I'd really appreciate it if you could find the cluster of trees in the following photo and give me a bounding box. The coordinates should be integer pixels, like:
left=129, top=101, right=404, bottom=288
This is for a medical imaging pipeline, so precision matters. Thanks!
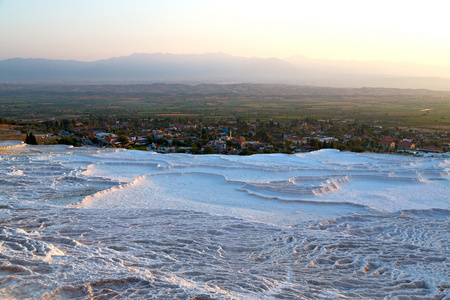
left=57, top=135, right=82, bottom=147
left=0, top=117, right=18, bottom=125
left=25, top=133, right=37, bottom=145
left=306, top=138, right=368, bottom=152
left=20, top=119, right=84, bottom=135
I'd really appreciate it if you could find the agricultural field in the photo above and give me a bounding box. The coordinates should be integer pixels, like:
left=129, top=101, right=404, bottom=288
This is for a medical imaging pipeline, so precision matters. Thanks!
left=1, top=83, right=450, bottom=131
left=0, top=124, right=23, bottom=140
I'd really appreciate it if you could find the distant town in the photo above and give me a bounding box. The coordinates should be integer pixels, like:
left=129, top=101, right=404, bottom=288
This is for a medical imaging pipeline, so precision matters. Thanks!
left=1, top=116, right=448, bottom=155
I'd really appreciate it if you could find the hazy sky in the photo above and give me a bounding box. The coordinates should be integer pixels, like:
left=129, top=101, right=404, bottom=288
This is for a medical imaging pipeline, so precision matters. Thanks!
left=1, top=0, right=449, bottom=65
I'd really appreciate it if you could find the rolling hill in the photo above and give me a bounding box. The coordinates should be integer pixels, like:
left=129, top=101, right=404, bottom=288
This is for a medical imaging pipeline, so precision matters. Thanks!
left=1, top=53, right=450, bottom=90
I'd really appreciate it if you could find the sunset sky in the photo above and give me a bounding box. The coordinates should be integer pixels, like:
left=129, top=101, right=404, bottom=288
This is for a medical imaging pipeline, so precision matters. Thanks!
left=1, top=0, right=449, bottom=66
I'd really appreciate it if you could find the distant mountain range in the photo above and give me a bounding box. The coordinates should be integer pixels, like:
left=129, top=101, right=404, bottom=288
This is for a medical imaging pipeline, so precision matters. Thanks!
left=1, top=53, right=450, bottom=91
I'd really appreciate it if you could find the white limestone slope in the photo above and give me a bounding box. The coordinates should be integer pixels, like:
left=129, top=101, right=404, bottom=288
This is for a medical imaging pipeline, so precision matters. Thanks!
left=0, top=144, right=449, bottom=299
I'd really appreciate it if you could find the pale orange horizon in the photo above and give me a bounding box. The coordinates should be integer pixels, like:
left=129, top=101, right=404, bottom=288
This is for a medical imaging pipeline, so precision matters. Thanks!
left=1, top=0, right=449, bottom=69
